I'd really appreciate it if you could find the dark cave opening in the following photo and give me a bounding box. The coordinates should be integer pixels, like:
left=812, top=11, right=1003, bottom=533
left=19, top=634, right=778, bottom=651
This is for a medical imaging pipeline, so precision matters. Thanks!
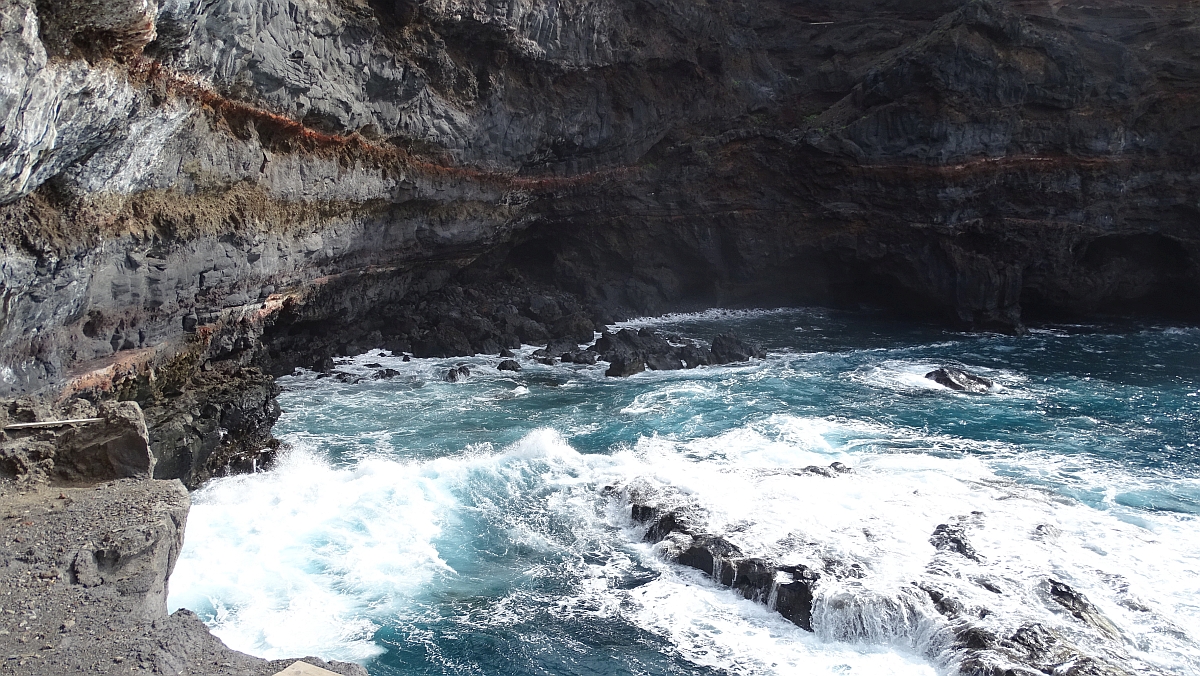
left=1022, top=233, right=1200, bottom=322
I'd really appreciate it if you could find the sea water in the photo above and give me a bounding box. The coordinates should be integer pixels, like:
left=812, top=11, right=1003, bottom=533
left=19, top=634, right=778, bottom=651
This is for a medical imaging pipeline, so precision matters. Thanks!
left=168, top=309, right=1200, bottom=675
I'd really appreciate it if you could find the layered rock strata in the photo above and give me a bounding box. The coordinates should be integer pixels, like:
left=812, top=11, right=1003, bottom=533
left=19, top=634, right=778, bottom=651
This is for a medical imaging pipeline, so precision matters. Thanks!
left=4, top=0, right=1200, bottom=426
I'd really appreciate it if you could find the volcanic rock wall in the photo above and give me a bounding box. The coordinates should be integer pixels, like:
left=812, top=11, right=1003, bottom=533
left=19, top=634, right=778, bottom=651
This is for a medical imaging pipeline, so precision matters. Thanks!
left=1, top=0, right=1199, bottom=482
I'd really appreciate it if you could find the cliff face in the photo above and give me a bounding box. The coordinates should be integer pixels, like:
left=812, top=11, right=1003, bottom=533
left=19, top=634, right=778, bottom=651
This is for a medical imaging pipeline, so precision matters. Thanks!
left=1, top=0, right=1199, bottom=479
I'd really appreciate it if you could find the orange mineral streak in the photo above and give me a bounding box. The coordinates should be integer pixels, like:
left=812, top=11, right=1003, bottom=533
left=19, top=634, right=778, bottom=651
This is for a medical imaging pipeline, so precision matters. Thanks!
left=54, top=294, right=299, bottom=402
left=127, top=59, right=639, bottom=191
left=58, top=346, right=163, bottom=401
left=852, top=153, right=1133, bottom=180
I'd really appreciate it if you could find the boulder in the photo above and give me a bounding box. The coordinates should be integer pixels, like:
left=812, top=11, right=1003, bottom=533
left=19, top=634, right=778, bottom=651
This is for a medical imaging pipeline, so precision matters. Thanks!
left=677, top=535, right=743, bottom=577
left=563, top=350, right=598, bottom=365
left=497, top=359, right=521, bottom=372
left=925, top=367, right=993, bottom=393
left=444, top=365, right=471, bottom=382
left=634, top=507, right=693, bottom=543
left=545, top=338, right=580, bottom=357
left=774, top=565, right=821, bottom=631
left=801, top=462, right=853, bottom=477
left=416, top=325, right=473, bottom=358
left=958, top=622, right=1132, bottom=676
left=527, top=295, right=562, bottom=322
left=679, top=343, right=713, bottom=368
left=551, top=313, right=597, bottom=344
left=593, top=328, right=763, bottom=376
left=728, top=557, right=776, bottom=601
left=605, top=354, right=646, bottom=377
left=709, top=332, right=766, bottom=364
left=595, top=329, right=684, bottom=376
left=629, top=498, right=826, bottom=633
left=645, top=352, right=685, bottom=371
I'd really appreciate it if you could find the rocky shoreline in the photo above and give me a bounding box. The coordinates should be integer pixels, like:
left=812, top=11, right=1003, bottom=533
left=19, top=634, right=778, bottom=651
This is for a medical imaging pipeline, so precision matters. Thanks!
left=2, top=0, right=1200, bottom=672
left=0, top=404, right=366, bottom=675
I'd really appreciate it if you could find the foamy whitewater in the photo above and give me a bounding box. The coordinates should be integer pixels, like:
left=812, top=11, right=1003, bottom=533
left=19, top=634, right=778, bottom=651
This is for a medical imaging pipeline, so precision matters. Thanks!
left=169, top=309, right=1200, bottom=675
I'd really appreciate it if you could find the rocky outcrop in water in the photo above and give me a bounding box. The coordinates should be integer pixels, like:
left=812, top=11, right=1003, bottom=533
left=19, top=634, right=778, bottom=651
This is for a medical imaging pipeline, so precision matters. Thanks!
left=622, top=482, right=1157, bottom=676
left=629, top=467, right=854, bottom=634
left=931, top=522, right=983, bottom=561
left=588, top=328, right=764, bottom=377
left=927, top=367, right=994, bottom=393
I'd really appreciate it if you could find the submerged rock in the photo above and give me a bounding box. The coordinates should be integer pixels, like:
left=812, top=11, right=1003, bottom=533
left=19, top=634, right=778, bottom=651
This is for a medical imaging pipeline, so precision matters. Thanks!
left=925, top=367, right=993, bottom=393
left=930, top=523, right=981, bottom=561
left=801, top=462, right=853, bottom=477
left=958, top=622, right=1133, bottom=676
left=444, top=365, right=471, bottom=382
left=1047, top=579, right=1120, bottom=638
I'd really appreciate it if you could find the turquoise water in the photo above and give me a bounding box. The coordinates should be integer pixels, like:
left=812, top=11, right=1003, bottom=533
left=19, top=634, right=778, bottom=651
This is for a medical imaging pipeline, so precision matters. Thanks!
left=169, top=309, right=1200, bottom=675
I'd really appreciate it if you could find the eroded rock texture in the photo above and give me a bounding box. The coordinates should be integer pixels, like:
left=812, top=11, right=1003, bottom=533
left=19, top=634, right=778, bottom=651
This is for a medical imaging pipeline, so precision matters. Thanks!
left=1, top=0, right=1199, bottom=480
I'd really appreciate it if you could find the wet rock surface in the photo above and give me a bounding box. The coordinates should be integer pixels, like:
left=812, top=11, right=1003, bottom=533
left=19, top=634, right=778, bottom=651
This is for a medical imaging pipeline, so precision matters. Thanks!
left=444, top=365, right=472, bottom=382
left=955, top=621, right=1134, bottom=676
left=590, top=328, right=763, bottom=377
left=927, top=367, right=995, bottom=393
left=630, top=493, right=832, bottom=633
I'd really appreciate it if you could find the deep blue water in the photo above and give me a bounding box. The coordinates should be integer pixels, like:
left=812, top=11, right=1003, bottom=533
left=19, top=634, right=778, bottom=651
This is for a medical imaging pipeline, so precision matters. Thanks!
left=170, top=309, right=1200, bottom=675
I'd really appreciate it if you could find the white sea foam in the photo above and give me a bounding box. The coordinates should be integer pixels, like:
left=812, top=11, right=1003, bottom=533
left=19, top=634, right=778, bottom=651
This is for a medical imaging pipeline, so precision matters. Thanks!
left=844, top=359, right=1032, bottom=396
left=614, top=307, right=813, bottom=330
left=623, top=570, right=938, bottom=675
left=601, top=415, right=1200, bottom=674
left=169, top=446, right=451, bottom=661
left=172, top=342, right=1200, bottom=674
